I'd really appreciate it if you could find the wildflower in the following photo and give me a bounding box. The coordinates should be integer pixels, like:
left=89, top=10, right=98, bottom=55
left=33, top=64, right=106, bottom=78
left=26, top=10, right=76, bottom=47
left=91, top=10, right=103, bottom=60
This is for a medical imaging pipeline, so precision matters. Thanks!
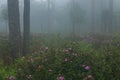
left=74, top=53, right=77, bottom=56
left=63, top=49, right=69, bottom=53
left=72, top=53, right=77, bottom=57
left=87, top=75, right=92, bottom=79
left=30, top=57, right=34, bottom=63
left=38, top=65, right=43, bottom=70
left=57, top=76, right=65, bottom=80
left=48, top=69, right=52, bottom=72
left=85, top=66, right=90, bottom=70
left=68, top=48, right=72, bottom=51
left=8, top=76, right=15, bottom=80
left=72, top=53, right=75, bottom=56
left=64, top=58, right=68, bottom=62
left=27, top=75, right=32, bottom=79
left=45, top=47, right=48, bottom=51
left=22, top=56, right=25, bottom=60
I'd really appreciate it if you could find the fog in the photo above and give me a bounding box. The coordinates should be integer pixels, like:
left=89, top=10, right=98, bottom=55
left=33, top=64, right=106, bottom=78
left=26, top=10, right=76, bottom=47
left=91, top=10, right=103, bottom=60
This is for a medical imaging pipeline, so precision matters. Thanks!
left=0, top=1, right=120, bottom=79
left=0, top=0, right=120, bottom=34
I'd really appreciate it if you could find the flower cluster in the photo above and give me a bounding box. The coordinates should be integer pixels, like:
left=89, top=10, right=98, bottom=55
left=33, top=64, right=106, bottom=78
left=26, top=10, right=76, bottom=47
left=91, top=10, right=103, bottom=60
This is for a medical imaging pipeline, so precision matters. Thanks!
left=8, top=76, right=15, bottom=80
left=57, top=75, right=65, bottom=80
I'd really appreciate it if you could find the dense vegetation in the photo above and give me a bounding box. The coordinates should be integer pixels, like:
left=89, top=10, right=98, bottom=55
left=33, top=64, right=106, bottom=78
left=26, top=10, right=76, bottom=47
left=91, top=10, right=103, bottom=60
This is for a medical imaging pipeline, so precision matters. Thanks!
left=0, top=34, right=120, bottom=80
left=0, top=0, right=120, bottom=80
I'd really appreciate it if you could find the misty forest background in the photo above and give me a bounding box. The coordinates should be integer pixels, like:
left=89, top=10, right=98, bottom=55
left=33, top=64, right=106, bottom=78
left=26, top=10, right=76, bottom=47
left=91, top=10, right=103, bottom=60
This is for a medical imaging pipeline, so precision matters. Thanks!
left=0, top=0, right=120, bottom=80
left=1, top=0, right=120, bottom=34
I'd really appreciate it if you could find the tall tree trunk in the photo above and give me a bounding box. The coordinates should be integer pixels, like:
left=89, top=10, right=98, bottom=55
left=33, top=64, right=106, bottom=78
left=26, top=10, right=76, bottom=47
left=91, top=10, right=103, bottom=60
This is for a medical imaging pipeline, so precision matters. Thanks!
left=7, top=0, right=21, bottom=59
left=91, top=0, right=95, bottom=33
left=72, top=22, right=75, bottom=40
left=100, top=0, right=104, bottom=33
left=47, top=0, right=51, bottom=33
left=109, top=0, right=113, bottom=33
left=22, top=0, right=30, bottom=56
left=71, top=0, right=76, bottom=39
left=5, top=20, right=8, bottom=35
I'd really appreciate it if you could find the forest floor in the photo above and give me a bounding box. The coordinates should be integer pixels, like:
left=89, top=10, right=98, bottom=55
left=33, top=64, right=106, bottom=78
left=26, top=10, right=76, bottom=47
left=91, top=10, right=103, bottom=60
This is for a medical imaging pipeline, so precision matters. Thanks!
left=0, top=33, right=120, bottom=80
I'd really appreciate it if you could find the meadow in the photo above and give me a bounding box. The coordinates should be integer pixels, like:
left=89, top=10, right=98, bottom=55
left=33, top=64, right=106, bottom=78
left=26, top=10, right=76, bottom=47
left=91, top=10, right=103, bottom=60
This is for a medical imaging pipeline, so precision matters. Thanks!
left=0, top=33, right=120, bottom=80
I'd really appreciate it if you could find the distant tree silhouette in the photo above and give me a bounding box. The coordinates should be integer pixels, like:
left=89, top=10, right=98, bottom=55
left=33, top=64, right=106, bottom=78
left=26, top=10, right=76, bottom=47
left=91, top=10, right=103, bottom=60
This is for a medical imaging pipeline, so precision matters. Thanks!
left=91, top=0, right=95, bottom=33
left=22, top=0, right=30, bottom=55
left=109, top=0, right=113, bottom=33
left=7, top=0, right=21, bottom=59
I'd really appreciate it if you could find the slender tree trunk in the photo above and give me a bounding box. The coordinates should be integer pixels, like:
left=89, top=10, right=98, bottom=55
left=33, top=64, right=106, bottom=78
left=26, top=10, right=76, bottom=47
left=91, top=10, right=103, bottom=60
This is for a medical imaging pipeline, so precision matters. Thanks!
left=7, top=0, right=21, bottom=59
left=47, top=0, right=51, bottom=33
left=71, top=0, right=76, bottom=39
left=109, top=0, right=113, bottom=33
left=91, top=0, right=95, bottom=33
left=100, top=0, right=104, bottom=33
left=22, top=0, right=30, bottom=56
left=5, top=20, right=8, bottom=35
left=72, top=22, right=75, bottom=40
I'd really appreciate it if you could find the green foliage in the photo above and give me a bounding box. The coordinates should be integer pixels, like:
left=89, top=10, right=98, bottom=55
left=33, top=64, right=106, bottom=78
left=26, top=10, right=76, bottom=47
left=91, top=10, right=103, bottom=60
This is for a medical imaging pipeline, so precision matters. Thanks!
left=0, top=39, right=12, bottom=66
left=0, top=34, right=120, bottom=80
left=0, top=66, right=16, bottom=80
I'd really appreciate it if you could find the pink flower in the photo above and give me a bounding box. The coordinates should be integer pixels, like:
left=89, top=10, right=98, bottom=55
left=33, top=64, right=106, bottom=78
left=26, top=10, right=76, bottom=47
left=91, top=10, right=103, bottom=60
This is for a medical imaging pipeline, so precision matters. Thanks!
left=45, top=47, right=48, bottom=51
left=57, top=76, right=65, bottom=80
left=63, top=49, right=69, bottom=53
left=87, top=75, right=92, bottom=79
left=64, top=58, right=68, bottom=62
left=8, top=76, right=15, bottom=80
left=74, top=53, right=77, bottom=56
left=85, top=66, right=90, bottom=70
left=72, top=53, right=77, bottom=57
